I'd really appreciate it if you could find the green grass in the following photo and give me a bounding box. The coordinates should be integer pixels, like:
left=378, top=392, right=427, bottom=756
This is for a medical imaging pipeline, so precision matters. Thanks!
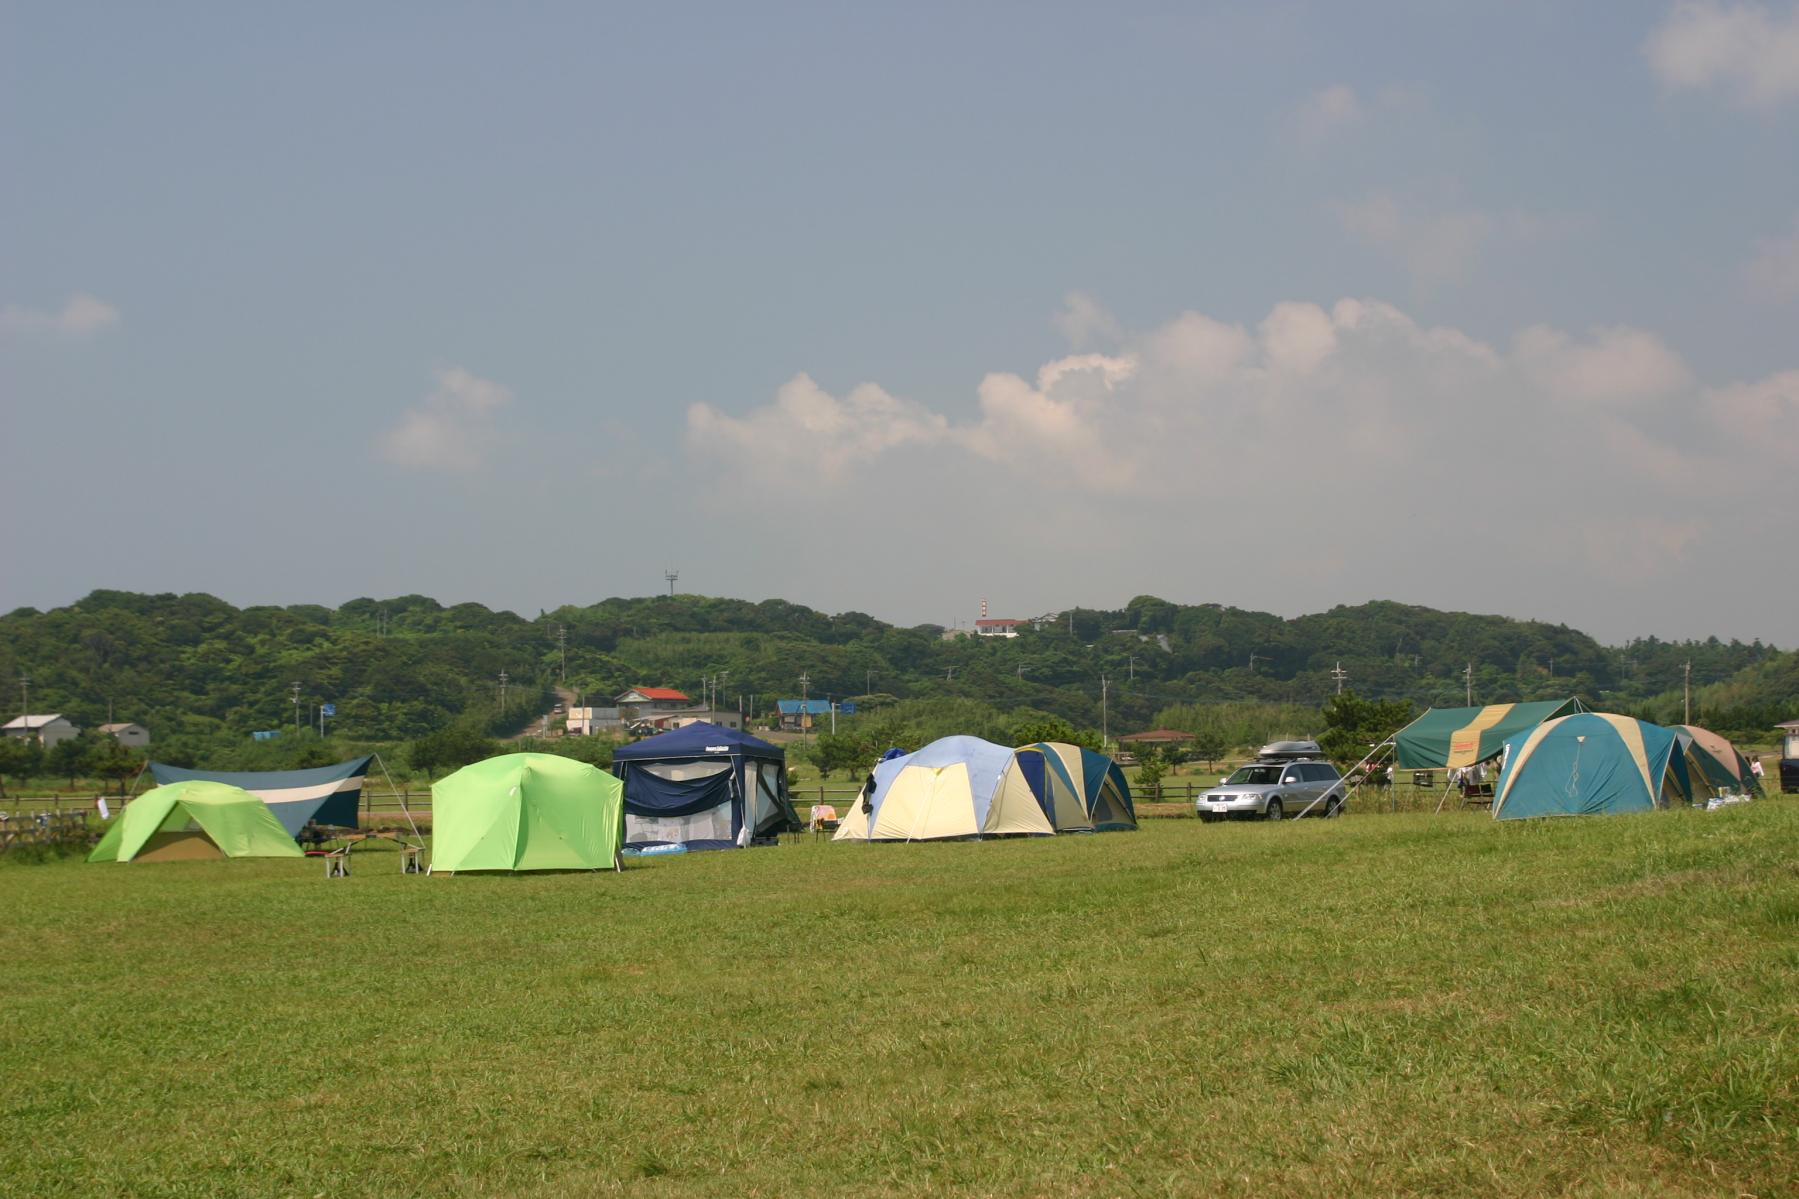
left=3, top=805, right=1797, bottom=1197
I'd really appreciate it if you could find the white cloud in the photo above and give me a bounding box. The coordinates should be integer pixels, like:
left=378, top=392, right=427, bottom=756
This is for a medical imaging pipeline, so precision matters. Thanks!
left=1291, top=84, right=1364, bottom=141
left=1514, top=324, right=1693, bottom=405
left=1336, top=192, right=1494, bottom=288
left=1645, top=1, right=1799, bottom=107
left=377, top=368, right=514, bottom=470
left=0, top=292, right=120, bottom=338
left=1053, top=291, right=1123, bottom=348
left=686, top=373, right=948, bottom=482
left=1745, top=213, right=1799, bottom=298
left=681, top=295, right=1796, bottom=629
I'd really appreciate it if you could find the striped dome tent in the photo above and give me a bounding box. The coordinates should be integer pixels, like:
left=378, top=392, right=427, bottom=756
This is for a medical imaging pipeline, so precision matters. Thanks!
left=1492, top=713, right=1709, bottom=820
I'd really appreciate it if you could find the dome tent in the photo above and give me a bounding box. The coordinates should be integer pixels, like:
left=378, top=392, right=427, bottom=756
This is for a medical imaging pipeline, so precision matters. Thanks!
left=1491, top=713, right=1706, bottom=820
left=1015, top=741, right=1136, bottom=832
left=1671, top=725, right=1759, bottom=794
left=88, top=780, right=303, bottom=863
left=430, top=753, right=624, bottom=873
left=843, top=736, right=1055, bottom=842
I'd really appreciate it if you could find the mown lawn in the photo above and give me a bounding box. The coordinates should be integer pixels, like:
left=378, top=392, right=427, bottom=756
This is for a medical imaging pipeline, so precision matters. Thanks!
left=2, top=804, right=1796, bottom=1197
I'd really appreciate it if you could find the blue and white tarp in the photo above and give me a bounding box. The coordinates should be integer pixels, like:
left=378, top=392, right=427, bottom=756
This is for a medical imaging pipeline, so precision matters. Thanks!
left=149, top=757, right=372, bottom=834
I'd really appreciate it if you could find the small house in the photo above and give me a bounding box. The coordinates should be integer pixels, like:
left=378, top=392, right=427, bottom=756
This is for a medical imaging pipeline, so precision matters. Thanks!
left=2, top=714, right=80, bottom=749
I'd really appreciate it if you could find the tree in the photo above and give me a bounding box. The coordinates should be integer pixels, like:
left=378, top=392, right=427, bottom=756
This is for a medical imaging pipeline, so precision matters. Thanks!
left=1190, top=729, right=1227, bottom=771
left=1317, top=692, right=1414, bottom=767
left=408, top=726, right=496, bottom=780
left=1135, top=747, right=1168, bottom=799
left=83, top=738, right=143, bottom=796
left=46, top=735, right=93, bottom=790
left=0, top=737, right=43, bottom=798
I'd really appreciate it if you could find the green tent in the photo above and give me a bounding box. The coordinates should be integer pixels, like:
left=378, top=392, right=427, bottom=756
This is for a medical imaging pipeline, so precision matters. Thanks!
left=1392, top=698, right=1584, bottom=770
left=430, top=753, right=624, bottom=874
left=88, top=780, right=304, bottom=863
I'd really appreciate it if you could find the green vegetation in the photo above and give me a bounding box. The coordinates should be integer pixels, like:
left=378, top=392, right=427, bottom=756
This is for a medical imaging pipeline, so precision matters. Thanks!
left=1, top=592, right=1792, bottom=776
left=2, top=805, right=1794, bottom=1195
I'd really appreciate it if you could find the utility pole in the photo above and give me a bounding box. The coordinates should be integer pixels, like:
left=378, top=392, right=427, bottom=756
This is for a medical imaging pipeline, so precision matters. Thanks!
left=1016, top=665, right=1026, bottom=680
left=1331, top=661, right=1348, bottom=694
left=798, top=672, right=811, bottom=747
left=1464, top=662, right=1473, bottom=706
left=1683, top=661, right=1692, bottom=723
left=557, top=625, right=567, bottom=683
left=291, top=682, right=301, bottom=735
left=664, top=568, right=679, bottom=598
left=1127, top=655, right=1138, bottom=683
left=865, top=668, right=872, bottom=697
left=1100, top=673, right=1109, bottom=748
left=18, top=675, right=28, bottom=721
left=498, top=670, right=509, bottom=711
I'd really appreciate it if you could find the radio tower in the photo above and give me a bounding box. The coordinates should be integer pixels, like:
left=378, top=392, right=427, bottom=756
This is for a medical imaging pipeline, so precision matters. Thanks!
left=664, top=568, right=679, bottom=598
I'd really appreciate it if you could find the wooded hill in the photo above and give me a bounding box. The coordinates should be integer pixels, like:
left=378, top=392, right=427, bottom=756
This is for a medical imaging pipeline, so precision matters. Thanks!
left=0, top=590, right=1791, bottom=767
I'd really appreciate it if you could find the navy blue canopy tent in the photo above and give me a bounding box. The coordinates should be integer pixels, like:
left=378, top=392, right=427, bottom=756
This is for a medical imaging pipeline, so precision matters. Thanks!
left=611, top=722, right=800, bottom=850
left=148, top=757, right=372, bottom=834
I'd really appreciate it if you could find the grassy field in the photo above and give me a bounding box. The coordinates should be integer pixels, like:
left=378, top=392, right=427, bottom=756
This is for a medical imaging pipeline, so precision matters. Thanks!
left=3, top=805, right=1796, bottom=1197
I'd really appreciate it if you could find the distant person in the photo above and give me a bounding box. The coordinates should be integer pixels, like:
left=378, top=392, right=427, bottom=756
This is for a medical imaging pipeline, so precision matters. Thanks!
left=1750, top=755, right=1764, bottom=781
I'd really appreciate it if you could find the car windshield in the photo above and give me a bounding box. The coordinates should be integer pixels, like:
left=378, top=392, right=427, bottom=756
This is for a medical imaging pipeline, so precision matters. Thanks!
left=1225, top=765, right=1285, bottom=785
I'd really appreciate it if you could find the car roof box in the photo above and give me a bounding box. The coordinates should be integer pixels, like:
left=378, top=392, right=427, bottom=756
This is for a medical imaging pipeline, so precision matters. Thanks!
left=1255, top=739, right=1321, bottom=761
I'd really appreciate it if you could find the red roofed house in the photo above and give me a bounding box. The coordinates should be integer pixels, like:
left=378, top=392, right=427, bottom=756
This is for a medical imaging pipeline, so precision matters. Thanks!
left=616, top=687, right=692, bottom=714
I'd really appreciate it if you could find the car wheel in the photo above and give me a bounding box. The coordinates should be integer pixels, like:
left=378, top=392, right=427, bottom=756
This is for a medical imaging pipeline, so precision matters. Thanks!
left=1324, top=794, right=1342, bottom=818
left=1265, top=798, right=1283, bottom=822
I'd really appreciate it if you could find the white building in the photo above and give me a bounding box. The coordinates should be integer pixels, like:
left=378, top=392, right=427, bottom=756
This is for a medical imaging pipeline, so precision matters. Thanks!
left=566, top=706, right=621, bottom=736
left=2, top=714, right=81, bottom=748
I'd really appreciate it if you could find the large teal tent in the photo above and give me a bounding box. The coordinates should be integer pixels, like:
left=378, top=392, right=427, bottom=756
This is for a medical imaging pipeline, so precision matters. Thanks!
left=1393, top=699, right=1583, bottom=770
left=1492, top=713, right=1704, bottom=820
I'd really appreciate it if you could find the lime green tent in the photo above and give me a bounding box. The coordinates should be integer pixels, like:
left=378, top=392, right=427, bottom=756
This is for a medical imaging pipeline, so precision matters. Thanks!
left=1393, top=698, right=1584, bottom=770
left=430, top=753, right=624, bottom=874
left=88, top=780, right=304, bottom=863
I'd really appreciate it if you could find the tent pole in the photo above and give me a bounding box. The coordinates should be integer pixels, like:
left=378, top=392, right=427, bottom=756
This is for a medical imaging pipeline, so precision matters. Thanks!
left=1296, top=739, right=1392, bottom=818
left=373, top=752, right=424, bottom=843
left=1434, top=779, right=1457, bottom=815
left=124, top=762, right=150, bottom=803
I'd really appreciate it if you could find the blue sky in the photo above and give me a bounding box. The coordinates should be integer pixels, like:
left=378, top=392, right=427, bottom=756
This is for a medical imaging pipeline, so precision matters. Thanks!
left=4, top=2, right=1797, bottom=643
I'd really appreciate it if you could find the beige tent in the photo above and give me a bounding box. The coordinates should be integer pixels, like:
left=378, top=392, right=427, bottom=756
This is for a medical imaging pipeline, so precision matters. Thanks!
left=835, top=737, right=1054, bottom=842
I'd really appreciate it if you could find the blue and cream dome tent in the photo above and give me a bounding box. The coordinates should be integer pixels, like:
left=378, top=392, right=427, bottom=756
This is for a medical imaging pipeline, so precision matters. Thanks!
left=1491, top=713, right=1708, bottom=820
left=838, top=736, right=1056, bottom=841
left=1014, top=742, right=1136, bottom=832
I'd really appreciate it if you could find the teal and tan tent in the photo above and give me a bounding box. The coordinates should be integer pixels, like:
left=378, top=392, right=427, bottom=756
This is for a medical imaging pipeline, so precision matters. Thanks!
left=1671, top=725, right=1759, bottom=794
left=88, top=780, right=304, bottom=863
left=1492, top=713, right=1707, bottom=820
left=430, top=753, right=624, bottom=874
left=1393, top=698, right=1584, bottom=770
